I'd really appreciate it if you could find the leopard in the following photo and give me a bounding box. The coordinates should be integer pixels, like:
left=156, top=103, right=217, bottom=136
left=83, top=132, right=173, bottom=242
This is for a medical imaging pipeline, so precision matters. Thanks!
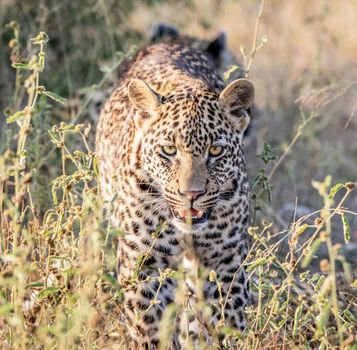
left=95, top=32, right=255, bottom=349
left=82, top=24, right=250, bottom=130
left=150, top=23, right=245, bottom=82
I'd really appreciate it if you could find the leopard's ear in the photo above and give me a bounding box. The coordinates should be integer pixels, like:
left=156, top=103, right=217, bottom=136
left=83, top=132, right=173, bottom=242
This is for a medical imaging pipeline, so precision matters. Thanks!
left=219, top=78, right=254, bottom=132
left=128, top=79, right=162, bottom=130
left=205, top=32, right=226, bottom=63
left=150, top=23, right=179, bottom=43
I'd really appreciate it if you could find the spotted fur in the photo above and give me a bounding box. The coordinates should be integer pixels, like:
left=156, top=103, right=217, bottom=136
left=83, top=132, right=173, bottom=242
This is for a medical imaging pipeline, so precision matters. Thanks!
left=96, top=41, right=254, bottom=349
left=150, top=23, right=243, bottom=82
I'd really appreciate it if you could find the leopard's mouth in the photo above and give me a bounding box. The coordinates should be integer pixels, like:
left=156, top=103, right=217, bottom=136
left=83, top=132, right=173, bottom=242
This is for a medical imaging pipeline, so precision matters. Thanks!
left=170, top=207, right=209, bottom=225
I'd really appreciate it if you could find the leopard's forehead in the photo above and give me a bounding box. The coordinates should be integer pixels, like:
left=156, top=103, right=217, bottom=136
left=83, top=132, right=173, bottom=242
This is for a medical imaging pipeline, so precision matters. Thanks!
left=153, top=91, right=237, bottom=154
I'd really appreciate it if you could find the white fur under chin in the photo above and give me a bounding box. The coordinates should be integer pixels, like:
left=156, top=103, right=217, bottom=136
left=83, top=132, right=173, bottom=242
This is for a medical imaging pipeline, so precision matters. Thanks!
left=172, top=219, right=207, bottom=234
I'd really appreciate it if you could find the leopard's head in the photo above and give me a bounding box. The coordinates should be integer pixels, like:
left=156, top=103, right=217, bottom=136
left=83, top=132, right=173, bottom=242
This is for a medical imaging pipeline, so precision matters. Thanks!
left=128, top=78, right=254, bottom=233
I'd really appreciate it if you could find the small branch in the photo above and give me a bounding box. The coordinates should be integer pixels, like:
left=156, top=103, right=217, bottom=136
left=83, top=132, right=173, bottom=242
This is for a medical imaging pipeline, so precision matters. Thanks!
left=245, top=0, right=265, bottom=77
left=268, top=111, right=317, bottom=182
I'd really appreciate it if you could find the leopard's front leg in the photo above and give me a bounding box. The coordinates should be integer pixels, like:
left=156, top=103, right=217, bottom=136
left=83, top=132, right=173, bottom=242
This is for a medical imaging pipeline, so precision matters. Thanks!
left=118, top=234, right=180, bottom=349
left=203, top=243, right=251, bottom=334
left=207, top=263, right=250, bottom=331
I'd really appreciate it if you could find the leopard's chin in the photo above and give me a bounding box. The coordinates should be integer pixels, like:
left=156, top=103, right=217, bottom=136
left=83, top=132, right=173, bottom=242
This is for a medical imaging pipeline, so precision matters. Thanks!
left=172, top=218, right=209, bottom=233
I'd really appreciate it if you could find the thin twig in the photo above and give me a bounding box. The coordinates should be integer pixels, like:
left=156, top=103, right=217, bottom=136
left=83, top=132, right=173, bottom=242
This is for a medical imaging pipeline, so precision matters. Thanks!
left=245, top=0, right=265, bottom=77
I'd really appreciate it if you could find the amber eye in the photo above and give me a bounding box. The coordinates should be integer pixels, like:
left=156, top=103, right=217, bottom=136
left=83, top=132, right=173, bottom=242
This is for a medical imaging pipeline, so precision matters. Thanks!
left=209, top=146, right=223, bottom=157
left=162, top=145, right=177, bottom=156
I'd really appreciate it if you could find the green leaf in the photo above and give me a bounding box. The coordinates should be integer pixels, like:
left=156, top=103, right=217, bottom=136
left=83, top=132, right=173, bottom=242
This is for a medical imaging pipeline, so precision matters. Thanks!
left=38, top=287, right=62, bottom=300
left=223, top=65, right=240, bottom=81
left=48, top=129, right=60, bottom=143
left=295, top=223, right=309, bottom=238
left=26, top=281, right=44, bottom=289
left=73, top=150, right=86, bottom=158
left=315, top=303, right=331, bottom=338
left=93, top=155, right=99, bottom=177
left=51, top=187, right=58, bottom=205
left=293, top=303, right=303, bottom=337
left=99, top=65, right=113, bottom=73
left=101, top=273, right=118, bottom=286
left=341, top=213, right=350, bottom=243
left=0, top=303, right=13, bottom=315
left=108, top=228, right=125, bottom=237
left=6, top=110, right=25, bottom=123
left=30, top=31, right=49, bottom=45
left=315, top=274, right=326, bottom=290
left=61, top=124, right=75, bottom=131
left=246, top=258, right=268, bottom=272
left=343, top=309, right=357, bottom=324
left=302, top=238, right=322, bottom=268
left=339, top=256, right=353, bottom=282
left=328, top=183, right=344, bottom=199
left=11, top=62, right=31, bottom=70
left=42, top=90, right=66, bottom=104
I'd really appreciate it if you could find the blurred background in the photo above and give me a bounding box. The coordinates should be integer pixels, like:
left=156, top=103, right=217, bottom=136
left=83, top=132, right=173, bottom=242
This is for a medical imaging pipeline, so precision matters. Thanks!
left=1, top=0, right=356, bottom=249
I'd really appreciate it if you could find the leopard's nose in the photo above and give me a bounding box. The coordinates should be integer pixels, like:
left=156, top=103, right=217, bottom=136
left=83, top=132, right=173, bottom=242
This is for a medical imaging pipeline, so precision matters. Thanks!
left=179, top=190, right=205, bottom=202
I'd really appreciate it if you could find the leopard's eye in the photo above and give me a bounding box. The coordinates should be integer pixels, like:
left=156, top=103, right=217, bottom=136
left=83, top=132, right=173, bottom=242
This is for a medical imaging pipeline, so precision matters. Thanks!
left=209, top=146, right=223, bottom=157
left=161, top=145, right=177, bottom=156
